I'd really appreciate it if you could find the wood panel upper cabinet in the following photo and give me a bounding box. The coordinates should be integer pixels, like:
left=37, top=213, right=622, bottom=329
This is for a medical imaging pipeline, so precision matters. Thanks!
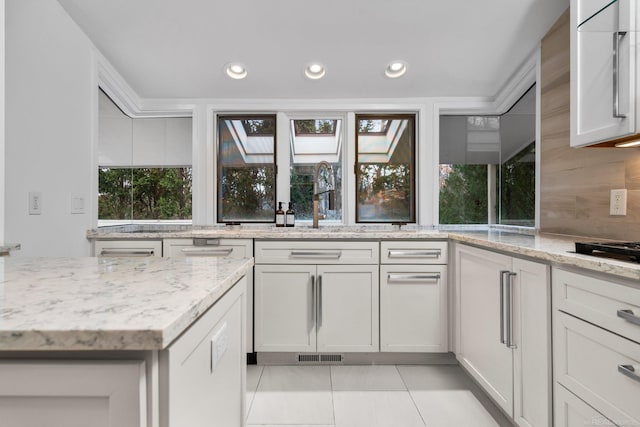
left=570, top=0, right=638, bottom=147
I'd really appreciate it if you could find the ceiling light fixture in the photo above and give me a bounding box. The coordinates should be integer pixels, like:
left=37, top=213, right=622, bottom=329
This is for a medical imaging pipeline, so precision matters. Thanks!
left=304, top=63, right=326, bottom=80
left=385, top=61, right=407, bottom=78
left=225, top=63, right=247, bottom=80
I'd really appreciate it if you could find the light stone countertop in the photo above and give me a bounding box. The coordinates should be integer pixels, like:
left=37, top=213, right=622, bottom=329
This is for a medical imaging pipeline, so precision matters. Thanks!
left=0, top=256, right=253, bottom=351
left=447, top=231, right=640, bottom=282
left=87, top=225, right=640, bottom=281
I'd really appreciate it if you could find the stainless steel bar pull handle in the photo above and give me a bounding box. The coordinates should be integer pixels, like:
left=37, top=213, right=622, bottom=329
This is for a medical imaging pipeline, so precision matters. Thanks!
left=500, top=270, right=508, bottom=344
left=181, top=248, right=233, bottom=256
left=387, top=274, right=441, bottom=282
left=100, top=249, right=154, bottom=257
left=318, top=275, right=323, bottom=327
left=311, top=275, right=315, bottom=328
left=613, top=31, right=628, bottom=119
left=388, top=250, right=441, bottom=258
left=617, top=309, right=640, bottom=326
left=618, top=365, right=640, bottom=383
left=505, top=272, right=517, bottom=349
left=290, top=251, right=342, bottom=259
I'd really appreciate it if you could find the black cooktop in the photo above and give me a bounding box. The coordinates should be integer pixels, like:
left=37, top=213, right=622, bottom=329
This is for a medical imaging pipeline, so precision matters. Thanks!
left=575, top=241, right=640, bottom=263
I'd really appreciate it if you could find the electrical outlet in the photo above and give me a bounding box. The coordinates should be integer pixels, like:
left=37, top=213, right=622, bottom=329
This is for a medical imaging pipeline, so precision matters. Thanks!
left=29, top=192, right=42, bottom=215
left=610, top=189, right=627, bottom=216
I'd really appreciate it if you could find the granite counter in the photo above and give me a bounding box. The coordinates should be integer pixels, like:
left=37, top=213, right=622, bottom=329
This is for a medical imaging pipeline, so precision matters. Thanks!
left=0, top=256, right=253, bottom=351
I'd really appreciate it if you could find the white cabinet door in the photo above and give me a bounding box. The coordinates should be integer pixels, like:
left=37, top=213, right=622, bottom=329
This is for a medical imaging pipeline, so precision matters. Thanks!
left=456, top=244, right=514, bottom=416
left=571, top=0, right=637, bottom=147
left=380, top=264, right=448, bottom=352
left=512, top=258, right=551, bottom=427
left=254, top=264, right=316, bottom=352
left=316, top=265, right=379, bottom=353
left=0, top=361, right=146, bottom=427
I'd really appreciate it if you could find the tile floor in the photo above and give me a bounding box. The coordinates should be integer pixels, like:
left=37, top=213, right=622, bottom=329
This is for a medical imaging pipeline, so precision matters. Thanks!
left=246, top=364, right=513, bottom=427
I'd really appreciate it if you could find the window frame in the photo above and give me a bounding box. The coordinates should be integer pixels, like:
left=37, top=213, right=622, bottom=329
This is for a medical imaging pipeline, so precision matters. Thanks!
left=355, top=113, right=417, bottom=224
left=216, top=114, right=278, bottom=224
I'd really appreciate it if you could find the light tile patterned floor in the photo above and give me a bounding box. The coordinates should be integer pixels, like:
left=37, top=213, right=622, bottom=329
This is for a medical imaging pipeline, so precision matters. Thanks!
left=246, top=364, right=513, bottom=427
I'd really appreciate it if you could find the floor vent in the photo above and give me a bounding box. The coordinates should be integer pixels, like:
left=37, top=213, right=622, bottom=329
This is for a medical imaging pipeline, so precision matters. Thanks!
left=298, top=354, right=320, bottom=363
left=297, top=354, right=343, bottom=364
left=320, top=354, right=343, bottom=363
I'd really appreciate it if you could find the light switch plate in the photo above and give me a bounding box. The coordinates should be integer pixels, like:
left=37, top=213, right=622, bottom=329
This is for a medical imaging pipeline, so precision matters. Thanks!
left=610, top=189, right=627, bottom=216
left=29, top=192, right=42, bottom=215
left=71, top=194, right=86, bottom=214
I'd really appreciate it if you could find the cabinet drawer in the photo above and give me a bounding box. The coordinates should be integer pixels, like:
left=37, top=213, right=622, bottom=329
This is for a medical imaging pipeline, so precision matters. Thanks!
left=554, top=384, right=614, bottom=427
left=94, top=240, right=162, bottom=257
left=553, top=268, right=640, bottom=344
left=554, top=311, right=640, bottom=426
left=380, top=241, right=447, bottom=264
left=255, top=241, right=379, bottom=264
left=163, top=238, right=252, bottom=259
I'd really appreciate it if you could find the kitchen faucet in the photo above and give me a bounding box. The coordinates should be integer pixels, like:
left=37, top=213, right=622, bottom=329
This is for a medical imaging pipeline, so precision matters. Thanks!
left=313, top=161, right=335, bottom=228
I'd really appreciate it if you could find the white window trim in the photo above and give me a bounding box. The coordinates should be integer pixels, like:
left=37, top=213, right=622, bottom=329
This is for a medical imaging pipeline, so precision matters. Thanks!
left=207, top=103, right=425, bottom=227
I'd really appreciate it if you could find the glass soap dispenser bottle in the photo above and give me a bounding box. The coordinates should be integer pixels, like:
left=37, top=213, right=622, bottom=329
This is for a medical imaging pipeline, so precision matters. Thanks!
left=276, top=202, right=285, bottom=227
left=286, top=202, right=295, bottom=227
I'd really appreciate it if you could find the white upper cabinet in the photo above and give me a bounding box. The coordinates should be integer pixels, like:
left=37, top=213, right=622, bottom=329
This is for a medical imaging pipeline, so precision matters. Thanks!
left=571, top=0, right=638, bottom=147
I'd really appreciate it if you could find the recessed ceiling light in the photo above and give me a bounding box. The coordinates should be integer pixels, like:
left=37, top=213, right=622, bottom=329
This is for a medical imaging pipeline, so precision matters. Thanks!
left=225, top=63, right=247, bottom=80
left=385, top=61, right=407, bottom=78
left=304, top=63, right=326, bottom=80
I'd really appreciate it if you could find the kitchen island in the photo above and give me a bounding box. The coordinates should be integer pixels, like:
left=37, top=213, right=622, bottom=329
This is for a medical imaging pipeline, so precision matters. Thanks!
left=0, top=256, right=253, bottom=427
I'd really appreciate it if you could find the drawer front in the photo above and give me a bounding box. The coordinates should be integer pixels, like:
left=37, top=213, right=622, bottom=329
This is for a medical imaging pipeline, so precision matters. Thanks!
left=554, top=384, right=615, bottom=427
left=554, top=311, right=640, bottom=425
left=94, top=240, right=162, bottom=257
left=163, top=238, right=252, bottom=259
left=553, top=268, right=640, bottom=344
left=255, top=241, right=379, bottom=265
left=380, top=241, right=447, bottom=264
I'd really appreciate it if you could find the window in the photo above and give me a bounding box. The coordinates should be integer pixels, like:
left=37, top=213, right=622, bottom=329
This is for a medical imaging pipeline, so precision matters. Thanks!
left=217, top=115, right=276, bottom=223
left=97, top=90, right=192, bottom=223
left=439, top=85, right=536, bottom=226
left=356, top=114, right=416, bottom=223
left=289, top=118, right=343, bottom=221
left=99, top=168, right=192, bottom=220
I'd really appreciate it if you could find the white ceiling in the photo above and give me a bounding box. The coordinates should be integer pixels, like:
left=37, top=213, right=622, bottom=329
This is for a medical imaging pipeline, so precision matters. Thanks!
left=57, top=0, right=568, bottom=100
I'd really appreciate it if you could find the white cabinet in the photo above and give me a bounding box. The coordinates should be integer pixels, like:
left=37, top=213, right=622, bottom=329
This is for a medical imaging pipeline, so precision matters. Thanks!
left=380, top=241, right=448, bottom=352
left=163, top=238, right=255, bottom=353
left=254, top=241, right=379, bottom=353
left=0, top=276, right=248, bottom=427
left=254, top=264, right=316, bottom=352
left=162, top=238, right=251, bottom=259
left=553, top=268, right=640, bottom=427
left=571, top=0, right=639, bottom=147
left=94, top=240, right=162, bottom=257
left=454, top=244, right=551, bottom=427
left=0, top=361, right=147, bottom=427
left=160, top=277, right=247, bottom=427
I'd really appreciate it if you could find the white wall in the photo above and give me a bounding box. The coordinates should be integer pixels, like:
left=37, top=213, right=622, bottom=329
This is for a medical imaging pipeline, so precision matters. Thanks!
left=5, top=0, right=96, bottom=256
